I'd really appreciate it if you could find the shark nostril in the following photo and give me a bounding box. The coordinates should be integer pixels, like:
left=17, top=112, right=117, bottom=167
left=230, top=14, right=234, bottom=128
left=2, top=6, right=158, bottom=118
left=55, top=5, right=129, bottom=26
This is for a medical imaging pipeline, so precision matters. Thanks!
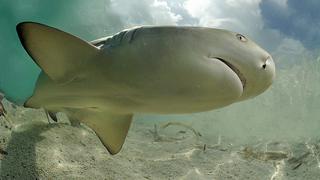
left=263, top=56, right=273, bottom=70
left=262, top=64, right=266, bottom=69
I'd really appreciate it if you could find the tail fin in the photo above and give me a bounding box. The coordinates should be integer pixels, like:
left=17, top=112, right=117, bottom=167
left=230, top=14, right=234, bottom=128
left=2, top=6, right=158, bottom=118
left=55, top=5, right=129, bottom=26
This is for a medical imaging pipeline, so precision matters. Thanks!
left=16, top=22, right=99, bottom=83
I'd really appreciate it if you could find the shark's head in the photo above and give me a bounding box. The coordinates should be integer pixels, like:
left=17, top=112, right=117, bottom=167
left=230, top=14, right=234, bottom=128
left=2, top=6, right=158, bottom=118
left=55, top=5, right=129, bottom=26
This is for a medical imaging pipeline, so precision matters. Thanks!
left=200, top=28, right=275, bottom=102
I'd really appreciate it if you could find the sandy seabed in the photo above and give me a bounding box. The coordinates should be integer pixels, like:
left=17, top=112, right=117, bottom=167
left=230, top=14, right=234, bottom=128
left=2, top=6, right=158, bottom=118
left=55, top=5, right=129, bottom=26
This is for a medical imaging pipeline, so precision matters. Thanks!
left=1, top=99, right=320, bottom=180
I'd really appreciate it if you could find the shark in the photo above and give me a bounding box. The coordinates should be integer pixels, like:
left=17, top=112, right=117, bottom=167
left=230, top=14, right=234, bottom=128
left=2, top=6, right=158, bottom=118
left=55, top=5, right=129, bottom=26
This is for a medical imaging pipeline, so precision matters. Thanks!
left=11, top=22, right=275, bottom=154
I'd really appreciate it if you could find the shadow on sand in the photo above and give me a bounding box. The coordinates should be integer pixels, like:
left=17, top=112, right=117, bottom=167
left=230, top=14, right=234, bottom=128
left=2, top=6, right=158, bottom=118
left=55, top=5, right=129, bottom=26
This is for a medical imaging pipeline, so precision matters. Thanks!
left=0, top=123, right=55, bottom=179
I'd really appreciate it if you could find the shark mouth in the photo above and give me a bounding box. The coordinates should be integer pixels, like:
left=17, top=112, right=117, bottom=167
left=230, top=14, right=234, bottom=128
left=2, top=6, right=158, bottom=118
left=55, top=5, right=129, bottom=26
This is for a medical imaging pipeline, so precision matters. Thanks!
left=215, top=57, right=246, bottom=89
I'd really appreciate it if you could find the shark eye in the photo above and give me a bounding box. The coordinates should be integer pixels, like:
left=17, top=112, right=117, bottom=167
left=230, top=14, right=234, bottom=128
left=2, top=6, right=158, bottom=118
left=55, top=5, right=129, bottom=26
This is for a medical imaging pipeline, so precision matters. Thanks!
left=236, top=34, right=247, bottom=42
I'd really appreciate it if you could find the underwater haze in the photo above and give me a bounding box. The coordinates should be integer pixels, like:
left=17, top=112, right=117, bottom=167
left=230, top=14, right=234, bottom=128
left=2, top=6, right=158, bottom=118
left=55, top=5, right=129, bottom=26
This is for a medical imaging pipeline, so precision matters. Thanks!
left=1, top=0, right=320, bottom=179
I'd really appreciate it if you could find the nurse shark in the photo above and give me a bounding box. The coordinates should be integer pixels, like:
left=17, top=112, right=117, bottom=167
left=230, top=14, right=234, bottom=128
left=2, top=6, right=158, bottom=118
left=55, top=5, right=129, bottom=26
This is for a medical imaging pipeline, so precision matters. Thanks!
left=6, top=22, right=275, bottom=154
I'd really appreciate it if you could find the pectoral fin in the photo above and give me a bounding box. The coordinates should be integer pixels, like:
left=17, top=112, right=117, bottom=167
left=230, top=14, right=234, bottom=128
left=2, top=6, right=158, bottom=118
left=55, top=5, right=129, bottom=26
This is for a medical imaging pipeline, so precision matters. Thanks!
left=16, top=22, right=99, bottom=83
left=66, top=108, right=133, bottom=155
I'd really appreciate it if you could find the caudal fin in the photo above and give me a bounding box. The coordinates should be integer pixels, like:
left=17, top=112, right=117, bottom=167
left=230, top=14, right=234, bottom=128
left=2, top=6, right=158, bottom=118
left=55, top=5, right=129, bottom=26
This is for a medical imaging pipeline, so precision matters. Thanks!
left=16, top=22, right=99, bottom=83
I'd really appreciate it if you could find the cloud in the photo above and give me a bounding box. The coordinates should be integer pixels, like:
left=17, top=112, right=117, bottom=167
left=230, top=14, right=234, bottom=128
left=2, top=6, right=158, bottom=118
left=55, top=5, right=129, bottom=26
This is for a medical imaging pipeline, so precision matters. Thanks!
left=266, top=0, right=288, bottom=8
left=183, top=0, right=263, bottom=37
left=150, top=0, right=183, bottom=24
left=260, top=0, right=320, bottom=49
left=110, top=0, right=182, bottom=27
left=272, top=38, right=314, bottom=68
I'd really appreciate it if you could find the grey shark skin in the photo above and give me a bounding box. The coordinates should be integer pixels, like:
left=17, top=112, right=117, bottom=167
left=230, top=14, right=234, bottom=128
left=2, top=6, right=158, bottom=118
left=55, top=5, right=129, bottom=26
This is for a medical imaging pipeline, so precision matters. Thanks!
left=16, top=22, right=275, bottom=154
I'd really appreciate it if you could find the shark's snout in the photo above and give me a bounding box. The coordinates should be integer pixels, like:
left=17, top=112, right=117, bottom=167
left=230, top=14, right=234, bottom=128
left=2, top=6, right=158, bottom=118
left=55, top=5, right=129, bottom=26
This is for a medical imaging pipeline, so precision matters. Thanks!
left=263, top=56, right=276, bottom=83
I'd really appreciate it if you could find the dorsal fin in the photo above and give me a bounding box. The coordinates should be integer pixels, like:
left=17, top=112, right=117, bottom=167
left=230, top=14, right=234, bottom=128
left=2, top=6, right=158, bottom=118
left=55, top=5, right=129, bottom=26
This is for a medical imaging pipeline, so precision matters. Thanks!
left=90, top=37, right=110, bottom=48
left=16, top=22, right=99, bottom=83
